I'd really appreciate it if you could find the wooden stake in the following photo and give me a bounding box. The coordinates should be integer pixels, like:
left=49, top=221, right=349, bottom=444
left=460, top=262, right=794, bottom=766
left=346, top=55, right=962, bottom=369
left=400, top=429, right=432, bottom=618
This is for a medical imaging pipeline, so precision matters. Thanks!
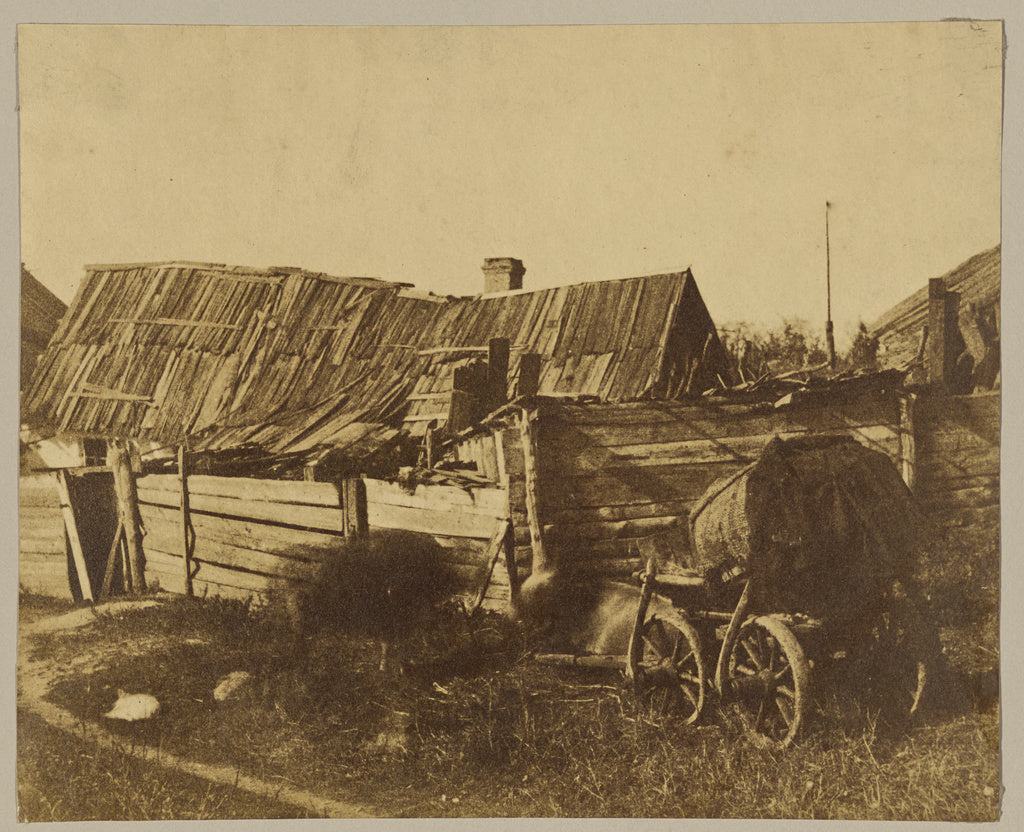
left=110, top=439, right=146, bottom=593
left=470, top=519, right=511, bottom=614
left=99, top=518, right=125, bottom=601
left=179, top=445, right=194, bottom=597
left=56, top=470, right=93, bottom=602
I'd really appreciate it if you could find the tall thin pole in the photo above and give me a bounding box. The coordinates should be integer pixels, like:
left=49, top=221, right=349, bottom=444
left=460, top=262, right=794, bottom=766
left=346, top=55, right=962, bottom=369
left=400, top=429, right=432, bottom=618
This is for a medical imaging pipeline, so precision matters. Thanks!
left=825, top=201, right=836, bottom=369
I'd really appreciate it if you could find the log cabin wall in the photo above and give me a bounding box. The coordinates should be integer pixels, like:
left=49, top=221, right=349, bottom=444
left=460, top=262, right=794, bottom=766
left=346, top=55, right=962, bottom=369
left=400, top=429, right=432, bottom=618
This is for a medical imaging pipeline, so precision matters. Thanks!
left=911, top=391, right=999, bottom=538
left=18, top=473, right=70, bottom=598
left=500, top=392, right=906, bottom=582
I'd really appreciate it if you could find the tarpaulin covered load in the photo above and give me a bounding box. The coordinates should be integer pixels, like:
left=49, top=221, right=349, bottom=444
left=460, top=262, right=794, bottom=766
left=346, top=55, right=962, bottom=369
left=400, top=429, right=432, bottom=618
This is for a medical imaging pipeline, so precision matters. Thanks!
left=688, top=435, right=923, bottom=623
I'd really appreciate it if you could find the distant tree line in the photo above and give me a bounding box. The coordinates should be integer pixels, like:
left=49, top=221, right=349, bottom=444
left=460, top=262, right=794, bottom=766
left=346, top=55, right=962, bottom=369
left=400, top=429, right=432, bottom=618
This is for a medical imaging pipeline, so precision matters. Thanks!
left=719, top=319, right=879, bottom=381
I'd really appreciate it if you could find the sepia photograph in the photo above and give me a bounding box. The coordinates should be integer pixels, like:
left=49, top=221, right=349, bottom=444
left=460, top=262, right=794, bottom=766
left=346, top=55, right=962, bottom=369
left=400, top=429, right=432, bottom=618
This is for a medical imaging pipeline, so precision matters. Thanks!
left=16, top=17, right=1004, bottom=821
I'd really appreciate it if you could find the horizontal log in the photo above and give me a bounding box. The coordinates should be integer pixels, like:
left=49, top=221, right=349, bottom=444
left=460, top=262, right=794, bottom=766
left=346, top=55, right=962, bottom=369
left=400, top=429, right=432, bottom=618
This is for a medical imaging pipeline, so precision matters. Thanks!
left=538, top=424, right=900, bottom=474
left=18, top=486, right=61, bottom=508
left=144, top=547, right=298, bottom=594
left=19, top=504, right=65, bottom=525
left=542, top=515, right=684, bottom=543
left=916, top=452, right=999, bottom=481
left=20, top=536, right=66, bottom=556
left=916, top=483, right=999, bottom=510
left=148, top=569, right=258, bottom=603
left=535, top=462, right=743, bottom=511
left=543, top=499, right=696, bottom=526
left=540, top=396, right=897, bottom=435
left=363, top=478, right=508, bottom=518
left=534, top=653, right=626, bottom=670
left=137, top=487, right=348, bottom=533
left=139, top=502, right=346, bottom=558
left=922, top=504, right=1000, bottom=530
left=138, top=474, right=341, bottom=507
left=143, top=523, right=323, bottom=582
left=367, top=502, right=502, bottom=539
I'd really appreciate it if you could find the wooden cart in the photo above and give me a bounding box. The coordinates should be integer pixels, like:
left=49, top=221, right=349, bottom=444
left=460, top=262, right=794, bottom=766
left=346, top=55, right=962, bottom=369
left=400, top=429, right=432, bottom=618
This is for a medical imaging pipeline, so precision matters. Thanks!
left=621, top=435, right=935, bottom=748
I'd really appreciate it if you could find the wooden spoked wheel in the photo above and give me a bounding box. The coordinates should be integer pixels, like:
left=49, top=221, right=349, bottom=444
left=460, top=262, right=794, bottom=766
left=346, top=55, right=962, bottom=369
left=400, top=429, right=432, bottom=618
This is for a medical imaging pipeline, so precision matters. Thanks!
left=629, top=613, right=706, bottom=725
left=727, top=616, right=810, bottom=748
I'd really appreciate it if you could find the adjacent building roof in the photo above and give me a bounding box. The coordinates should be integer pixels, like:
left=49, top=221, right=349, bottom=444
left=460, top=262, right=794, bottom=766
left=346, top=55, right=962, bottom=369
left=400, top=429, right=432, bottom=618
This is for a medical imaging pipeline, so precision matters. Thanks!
left=868, top=245, right=1000, bottom=371
left=21, top=266, right=68, bottom=391
left=23, top=260, right=731, bottom=469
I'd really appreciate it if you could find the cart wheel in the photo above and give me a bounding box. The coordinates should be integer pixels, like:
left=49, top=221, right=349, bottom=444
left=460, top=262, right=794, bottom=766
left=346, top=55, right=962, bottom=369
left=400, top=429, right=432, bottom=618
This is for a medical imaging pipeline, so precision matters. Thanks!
left=629, top=613, right=705, bottom=725
left=727, top=616, right=810, bottom=748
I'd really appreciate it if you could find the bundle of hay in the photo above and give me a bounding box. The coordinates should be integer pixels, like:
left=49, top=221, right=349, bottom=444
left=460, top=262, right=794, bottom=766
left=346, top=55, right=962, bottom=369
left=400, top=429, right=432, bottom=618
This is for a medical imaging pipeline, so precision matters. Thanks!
left=689, top=434, right=924, bottom=627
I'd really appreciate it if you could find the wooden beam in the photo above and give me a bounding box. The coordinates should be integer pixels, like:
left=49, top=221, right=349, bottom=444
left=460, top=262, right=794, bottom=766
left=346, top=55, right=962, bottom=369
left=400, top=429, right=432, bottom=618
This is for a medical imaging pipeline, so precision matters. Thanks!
left=110, top=440, right=146, bottom=593
left=898, top=393, right=917, bottom=490
left=180, top=446, right=195, bottom=597
left=108, top=317, right=241, bottom=329
left=517, top=407, right=551, bottom=578
left=469, top=520, right=511, bottom=614
left=99, top=519, right=125, bottom=601
left=487, top=338, right=510, bottom=413
left=517, top=353, right=541, bottom=398
left=56, top=470, right=93, bottom=602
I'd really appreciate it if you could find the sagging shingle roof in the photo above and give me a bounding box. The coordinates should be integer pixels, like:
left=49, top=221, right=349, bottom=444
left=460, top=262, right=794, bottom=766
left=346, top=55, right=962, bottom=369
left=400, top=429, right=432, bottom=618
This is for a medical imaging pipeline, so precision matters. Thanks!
left=24, top=261, right=730, bottom=465
left=868, top=245, right=1000, bottom=371
left=21, top=266, right=68, bottom=391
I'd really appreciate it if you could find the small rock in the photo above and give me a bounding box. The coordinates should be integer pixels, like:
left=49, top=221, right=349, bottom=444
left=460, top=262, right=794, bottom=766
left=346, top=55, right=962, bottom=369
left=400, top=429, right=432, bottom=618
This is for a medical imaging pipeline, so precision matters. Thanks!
left=104, top=691, right=161, bottom=721
left=213, top=671, right=253, bottom=702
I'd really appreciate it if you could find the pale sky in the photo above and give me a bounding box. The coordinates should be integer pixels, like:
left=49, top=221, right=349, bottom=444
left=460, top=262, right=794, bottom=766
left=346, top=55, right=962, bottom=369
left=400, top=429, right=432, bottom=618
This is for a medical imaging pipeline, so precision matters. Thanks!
left=17, top=22, right=1003, bottom=348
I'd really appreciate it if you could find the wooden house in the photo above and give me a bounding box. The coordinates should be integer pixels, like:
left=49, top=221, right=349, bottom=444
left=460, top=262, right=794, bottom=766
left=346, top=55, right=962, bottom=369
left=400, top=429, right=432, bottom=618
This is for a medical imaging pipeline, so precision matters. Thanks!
left=869, top=245, right=1000, bottom=393
left=20, top=257, right=733, bottom=607
left=21, top=265, right=67, bottom=392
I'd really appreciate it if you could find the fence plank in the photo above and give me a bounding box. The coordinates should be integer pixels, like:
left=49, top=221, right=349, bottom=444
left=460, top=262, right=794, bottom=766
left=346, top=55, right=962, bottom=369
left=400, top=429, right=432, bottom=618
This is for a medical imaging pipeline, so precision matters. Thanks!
left=363, top=478, right=508, bottom=517
left=137, top=473, right=342, bottom=507
left=137, top=487, right=348, bottom=532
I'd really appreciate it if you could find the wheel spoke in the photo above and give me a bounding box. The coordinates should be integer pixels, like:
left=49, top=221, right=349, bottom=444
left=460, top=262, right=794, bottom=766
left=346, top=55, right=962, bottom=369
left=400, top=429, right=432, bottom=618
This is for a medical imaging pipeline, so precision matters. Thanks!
left=775, top=695, right=795, bottom=728
left=741, top=637, right=765, bottom=670
left=680, top=684, right=700, bottom=707
left=677, top=671, right=702, bottom=685
left=642, top=634, right=667, bottom=659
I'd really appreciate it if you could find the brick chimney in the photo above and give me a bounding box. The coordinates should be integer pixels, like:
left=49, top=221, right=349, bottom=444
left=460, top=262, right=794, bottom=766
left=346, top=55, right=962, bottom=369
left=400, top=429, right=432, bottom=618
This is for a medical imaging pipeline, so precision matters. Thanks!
left=482, top=258, right=525, bottom=293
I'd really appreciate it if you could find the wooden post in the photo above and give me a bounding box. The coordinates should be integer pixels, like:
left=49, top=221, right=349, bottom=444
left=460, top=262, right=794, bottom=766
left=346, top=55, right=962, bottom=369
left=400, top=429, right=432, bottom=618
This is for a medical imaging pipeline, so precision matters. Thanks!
left=927, top=279, right=960, bottom=394
left=424, top=420, right=437, bottom=468
left=99, top=518, right=125, bottom=601
left=517, top=352, right=541, bottom=398
left=110, top=439, right=146, bottom=593
left=448, top=366, right=476, bottom=433
left=487, top=337, right=510, bottom=413
left=56, top=470, right=94, bottom=602
left=179, top=446, right=194, bottom=597
left=517, top=407, right=550, bottom=579
left=898, top=393, right=917, bottom=491
left=343, top=478, right=368, bottom=537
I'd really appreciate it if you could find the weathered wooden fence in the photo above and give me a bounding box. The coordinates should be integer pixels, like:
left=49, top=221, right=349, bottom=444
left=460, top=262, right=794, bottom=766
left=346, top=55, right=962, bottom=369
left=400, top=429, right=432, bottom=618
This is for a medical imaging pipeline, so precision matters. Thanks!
left=364, top=478, right=512, bottom=610
left=136, top=473, right=511, bottom=611
left=18, top=473, right=69, bottom=598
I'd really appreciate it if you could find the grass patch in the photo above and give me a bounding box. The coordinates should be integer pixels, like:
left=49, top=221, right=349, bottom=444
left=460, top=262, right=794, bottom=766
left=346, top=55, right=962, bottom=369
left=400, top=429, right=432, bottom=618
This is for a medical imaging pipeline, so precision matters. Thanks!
left=16, top=708, right=323, bottom=820
left=29, top=593, right=1000, bottom=819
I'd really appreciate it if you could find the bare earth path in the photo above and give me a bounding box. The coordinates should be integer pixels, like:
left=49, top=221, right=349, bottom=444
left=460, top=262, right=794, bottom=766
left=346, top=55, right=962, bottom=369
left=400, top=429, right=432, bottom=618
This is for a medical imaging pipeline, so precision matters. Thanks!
left=17, top=599, right=380, bottom=819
